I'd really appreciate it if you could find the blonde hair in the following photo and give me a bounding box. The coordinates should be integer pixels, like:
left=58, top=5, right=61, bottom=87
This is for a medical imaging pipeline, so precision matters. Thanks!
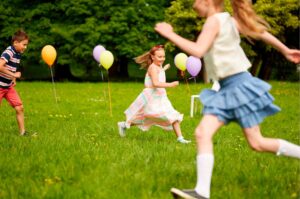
left=135, top=45, right=164, bottom=69
left=230, top=0, right=269, bottom=39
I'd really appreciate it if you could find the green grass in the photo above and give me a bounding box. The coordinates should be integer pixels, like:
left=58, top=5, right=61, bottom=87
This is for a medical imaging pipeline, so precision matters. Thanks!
left=0, top=81, right=299, bottom=199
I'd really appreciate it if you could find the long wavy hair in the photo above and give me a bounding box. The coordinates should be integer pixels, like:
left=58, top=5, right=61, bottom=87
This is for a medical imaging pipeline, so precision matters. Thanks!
left=134, top=45, right=164, bottom=69
left=230, top=0, right=269, bottom=39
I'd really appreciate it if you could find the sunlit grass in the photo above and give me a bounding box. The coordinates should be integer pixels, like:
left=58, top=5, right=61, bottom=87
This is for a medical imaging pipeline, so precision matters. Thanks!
left=0, top=81, right=299, bottom=199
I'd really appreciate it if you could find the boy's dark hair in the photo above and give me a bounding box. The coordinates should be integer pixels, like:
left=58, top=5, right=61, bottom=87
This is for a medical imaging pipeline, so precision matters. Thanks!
left=12, top=30, right=29, bottom=43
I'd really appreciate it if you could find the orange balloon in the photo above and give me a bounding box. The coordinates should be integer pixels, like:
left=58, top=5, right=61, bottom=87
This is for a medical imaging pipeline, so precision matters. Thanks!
left=41, top=45, right=57, bottom=67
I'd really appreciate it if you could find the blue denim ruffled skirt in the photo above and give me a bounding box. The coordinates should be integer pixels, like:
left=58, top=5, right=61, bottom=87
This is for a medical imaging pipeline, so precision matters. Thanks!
left=199, top=72, right=280, bottom=128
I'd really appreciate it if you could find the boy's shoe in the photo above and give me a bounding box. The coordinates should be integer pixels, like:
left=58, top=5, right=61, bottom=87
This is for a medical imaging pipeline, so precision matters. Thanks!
left=171, top=188, right=208, bottom=199
left=117, top=122, right=126, bottom=137
left=20, top=131, right=38, bottom=137
left=20, top=131, right=29, bottom=136
left=177, top=137, right=191, bottom=144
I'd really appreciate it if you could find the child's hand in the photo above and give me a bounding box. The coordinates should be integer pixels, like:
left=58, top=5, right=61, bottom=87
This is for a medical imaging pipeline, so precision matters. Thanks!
left=284, top=49, right=300, bottom=64
left=180, top=70, right=185, bottom=78
left=170, top=81, right=179, bottom=87
left=155, top=22, right=174, bottom=38
left=14, top=72, right=21, bottom=78
left=12, top=78, right=16, bottom=86
left=163, top=64, right=170, bottom=71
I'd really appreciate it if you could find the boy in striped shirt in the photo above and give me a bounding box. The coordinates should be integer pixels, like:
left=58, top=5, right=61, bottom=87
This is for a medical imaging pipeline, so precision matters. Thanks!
left=0, top=30, right=29, bottom=136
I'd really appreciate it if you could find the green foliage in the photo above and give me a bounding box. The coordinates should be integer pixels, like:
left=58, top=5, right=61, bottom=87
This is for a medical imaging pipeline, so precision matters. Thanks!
left=0, top=0, right=298, bottom=80
left=164, top=0, right=204, bottom=52
left=164, top=0, right=299, bottom=80
left=0, top=82, right=299, bottom=198
left=254, top=0, right=299, bottom=38
left=0, top=0, right=171, bottom=80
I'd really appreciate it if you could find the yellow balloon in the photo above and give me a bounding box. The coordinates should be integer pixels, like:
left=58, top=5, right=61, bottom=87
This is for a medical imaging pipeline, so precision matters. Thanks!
left=100, top=50, right=114, bottom=70
left=174, top=53, right=187, bottom=71
left=41, top=45, right=57, bottom=67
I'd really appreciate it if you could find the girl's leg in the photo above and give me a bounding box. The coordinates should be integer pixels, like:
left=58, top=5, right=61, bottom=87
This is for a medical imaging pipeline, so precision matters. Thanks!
left=194, top=115, right=224, bottom=198
left=14, top=105, right=25, bottom=135
left=243, top=125, right=300, bottom=158
left=172, top=121, right=190, bottom=143
left=172, top=121, right=182, bottom=137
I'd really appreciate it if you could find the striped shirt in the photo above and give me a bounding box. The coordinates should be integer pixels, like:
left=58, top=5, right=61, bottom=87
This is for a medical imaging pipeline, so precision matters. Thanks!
left=0, top=46, right=21, bottom=88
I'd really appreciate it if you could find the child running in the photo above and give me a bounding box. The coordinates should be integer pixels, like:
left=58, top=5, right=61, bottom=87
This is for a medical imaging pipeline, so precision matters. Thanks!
left=118, top=45, right=190, bottom=144
left=155, top=0, right=300, bottom=198
left=0, top=30, right=29, bottom=136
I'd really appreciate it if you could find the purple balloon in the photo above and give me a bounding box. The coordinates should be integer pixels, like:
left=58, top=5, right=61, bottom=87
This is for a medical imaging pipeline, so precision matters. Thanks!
left=186, top=56, right=202, bottom=77
left=93, top=45, right=106, bottom=63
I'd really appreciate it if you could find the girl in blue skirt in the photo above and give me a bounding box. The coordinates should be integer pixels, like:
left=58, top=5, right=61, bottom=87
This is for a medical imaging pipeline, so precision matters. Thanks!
left=155, top=0, right=300, bottom=198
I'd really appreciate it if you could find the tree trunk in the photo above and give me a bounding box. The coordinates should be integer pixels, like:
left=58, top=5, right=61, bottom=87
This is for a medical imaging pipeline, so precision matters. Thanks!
left=258, top=51, right=273, bottom=80
left=54, top=64, right=73, bottom=81
left=249, top=55, right=261, bottom=76
left=201, top=61, right=209, bottom=83
left=117, top=56, right=129, bottom=77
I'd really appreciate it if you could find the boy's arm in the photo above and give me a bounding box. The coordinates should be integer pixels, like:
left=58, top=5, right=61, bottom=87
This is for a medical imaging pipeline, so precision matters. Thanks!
left=12, top=77, right=16, bottom=85
left=0, top=58, right=21, bottom=78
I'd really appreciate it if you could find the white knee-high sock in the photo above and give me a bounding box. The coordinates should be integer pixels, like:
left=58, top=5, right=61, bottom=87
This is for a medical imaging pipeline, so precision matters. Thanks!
left=277, top=139, right=300, bottom=159
left=195, top=153, right=214, bottom=198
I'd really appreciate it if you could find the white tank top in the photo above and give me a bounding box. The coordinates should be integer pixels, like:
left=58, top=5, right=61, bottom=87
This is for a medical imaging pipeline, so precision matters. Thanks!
left=203, top=12, right=251, bottom=81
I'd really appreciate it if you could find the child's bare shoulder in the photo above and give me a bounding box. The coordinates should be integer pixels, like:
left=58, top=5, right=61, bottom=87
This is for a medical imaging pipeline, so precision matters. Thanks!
left=148, top=64, right=159, bottom=72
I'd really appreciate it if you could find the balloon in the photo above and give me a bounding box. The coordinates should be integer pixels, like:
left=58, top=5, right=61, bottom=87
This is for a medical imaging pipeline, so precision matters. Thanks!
left=93, top=45, right=106, bottom=63
left=186, top=56, right=202, bottom=77
left=41, top=45, right=57, bottom=67
left=174, top=53, right=187, bottom=71
left=100, top=50, right=114, bottom=70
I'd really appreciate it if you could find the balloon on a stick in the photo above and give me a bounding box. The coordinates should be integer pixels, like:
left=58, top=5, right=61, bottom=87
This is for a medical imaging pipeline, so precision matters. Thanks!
left=41, top=45, right=58, bottom=103
left=186, top=56, right=202, bottom=77
left=41, top=45, right=57, bottom=67
left=100, top=50, right=114, bottom=70
left=99, top=50, right=114, bottom=117
left=174, top=53, right=187, bottom=71
left=93, top=45, right=106, bottom=63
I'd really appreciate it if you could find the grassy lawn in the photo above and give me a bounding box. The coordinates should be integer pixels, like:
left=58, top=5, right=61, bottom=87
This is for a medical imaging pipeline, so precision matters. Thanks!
left=0, top=81, right=299, bottom=199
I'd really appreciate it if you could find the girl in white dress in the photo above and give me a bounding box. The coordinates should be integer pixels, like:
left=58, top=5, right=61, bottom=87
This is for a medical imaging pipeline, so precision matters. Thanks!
left=118, top=45, right=190, bottom=144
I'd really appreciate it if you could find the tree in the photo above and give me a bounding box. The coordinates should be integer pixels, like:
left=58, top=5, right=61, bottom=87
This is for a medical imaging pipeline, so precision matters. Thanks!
left=164, top=0, right=299, bottom=81
left=253, top=0, right=299, bottom=80
left=0, top=0, right=171, bottom=80
left=0, top=0, right=298, bottom=81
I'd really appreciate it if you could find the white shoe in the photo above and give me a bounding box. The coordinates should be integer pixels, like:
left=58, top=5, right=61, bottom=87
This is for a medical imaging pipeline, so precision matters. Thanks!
left=177, top=137, right=191, bottom=144
left=118, top=122, right=126, bottom=137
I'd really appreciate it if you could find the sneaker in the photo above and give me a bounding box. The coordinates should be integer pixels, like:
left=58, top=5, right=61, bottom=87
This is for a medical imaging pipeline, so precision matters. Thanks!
left=177, top=137, right=191, bottom=144
left=117, top=122, right=126, bottom=137
left=20, top=131, right=29, bottom=136
left=20, top=131, right=38, bottom=137
left=171, top=188, right=208, bottom=199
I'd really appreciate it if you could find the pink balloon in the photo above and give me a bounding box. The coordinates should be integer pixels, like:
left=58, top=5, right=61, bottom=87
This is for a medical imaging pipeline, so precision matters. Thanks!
left=93, top=45, right=106, bottom=63
left=186, top=56, right=202, bottom=77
